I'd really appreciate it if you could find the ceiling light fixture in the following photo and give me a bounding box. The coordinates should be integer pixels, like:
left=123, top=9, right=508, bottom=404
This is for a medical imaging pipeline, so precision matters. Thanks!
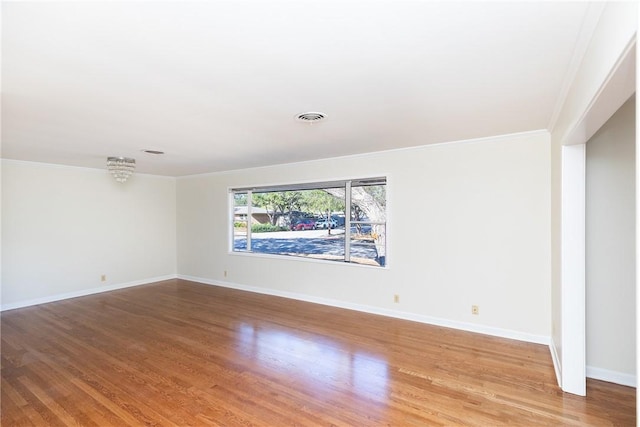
left=295, top=112, right=327, bottom=123
left=107, top=156, right=136, bottom=183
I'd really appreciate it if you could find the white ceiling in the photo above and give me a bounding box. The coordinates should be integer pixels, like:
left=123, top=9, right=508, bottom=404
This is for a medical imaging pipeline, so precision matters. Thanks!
left=2, top=1, right=601, bottom=176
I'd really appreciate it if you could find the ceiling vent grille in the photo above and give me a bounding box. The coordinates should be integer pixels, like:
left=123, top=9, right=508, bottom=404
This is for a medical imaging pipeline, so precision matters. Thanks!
left=296, top=112, right=327, bottom=123
left=142, top=149, right=165, bottom=155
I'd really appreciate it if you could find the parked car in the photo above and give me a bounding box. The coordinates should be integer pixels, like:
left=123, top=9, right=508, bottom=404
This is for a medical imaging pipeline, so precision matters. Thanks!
left=314, top=218, right=337, bottom=229
left=290, top=219, right=316, bottom=230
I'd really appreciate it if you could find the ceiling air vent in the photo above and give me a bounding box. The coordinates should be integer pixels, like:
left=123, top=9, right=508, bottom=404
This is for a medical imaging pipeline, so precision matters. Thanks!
left=296, top=112, right=327, bottom=123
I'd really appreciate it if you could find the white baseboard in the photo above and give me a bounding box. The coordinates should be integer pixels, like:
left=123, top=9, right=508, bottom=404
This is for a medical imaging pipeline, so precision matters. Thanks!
left=178, top=274, right=550, bottom=346
left=549, top=336, right=562, bottom=388
left=587, top=366, right=636, bottom=388
left=1, top=274, right=178, bottom=311
left=14, top=275, right=630, bottom=388
left=543, top=339, right=635, bottom=391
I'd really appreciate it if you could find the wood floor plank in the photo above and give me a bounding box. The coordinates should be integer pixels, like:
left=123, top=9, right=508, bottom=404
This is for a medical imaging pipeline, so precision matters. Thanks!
left=1, top=279, right=635, bottom=426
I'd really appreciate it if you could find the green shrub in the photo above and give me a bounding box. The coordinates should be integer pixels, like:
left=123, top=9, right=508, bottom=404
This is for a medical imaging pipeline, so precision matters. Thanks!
left=251, top=223, right=287, bottom=233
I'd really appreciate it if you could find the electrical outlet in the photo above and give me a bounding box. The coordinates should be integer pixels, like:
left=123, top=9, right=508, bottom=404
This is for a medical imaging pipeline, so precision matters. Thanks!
left=224, top=270, right=228, bottom=278
left=394, top=294, right=399, bottom=303
left=472, top=305, right=479, bottom=315
left=101, top=274, right=106, bottom=282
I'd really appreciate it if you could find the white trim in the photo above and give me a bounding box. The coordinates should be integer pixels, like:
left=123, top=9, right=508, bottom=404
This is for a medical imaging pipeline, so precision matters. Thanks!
left=562, top=39, right=637, bottom=147
left=549, top=336, right=562, bottom=388
left=560, top=144, right=587, bottom=396
left=555, top=17, right=636, bottom=398
left=1, top=158, right=109, bottom=174
left=228, top=243, right=388, bottom=270
left=0, top=158, right=175, bottom=180
left=547, top=3, right=606, bottom=133
left=586, top=366, right=636, bottom=388
left=177, top=129, right=548, bottom=179
left=226, top=172, right=392, bottom=197
left=636, top=11, right=640, bottom=417
left=0, top=275, right=178, bottom=312
left=178, top=275, right=550, bottom=345
left=227, top=173, right=392, bottom=269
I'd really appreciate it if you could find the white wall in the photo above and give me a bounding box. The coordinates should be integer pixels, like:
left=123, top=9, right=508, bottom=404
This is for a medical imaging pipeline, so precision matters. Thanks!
left=177, top=131, right=551, bottom=342
left=1, top=160, right=177, bottom=309
left=586, top=95, right=636, bottom=386
left=549, top=1, right=637, bottom=392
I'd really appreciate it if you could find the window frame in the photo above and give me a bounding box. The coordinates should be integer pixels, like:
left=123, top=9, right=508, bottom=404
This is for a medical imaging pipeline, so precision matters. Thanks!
left=229, top=177, right=387, bottom=268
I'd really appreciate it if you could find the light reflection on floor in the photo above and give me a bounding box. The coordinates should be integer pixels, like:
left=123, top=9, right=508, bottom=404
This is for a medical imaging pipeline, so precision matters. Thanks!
left=235, top=322, right=389, bottom=401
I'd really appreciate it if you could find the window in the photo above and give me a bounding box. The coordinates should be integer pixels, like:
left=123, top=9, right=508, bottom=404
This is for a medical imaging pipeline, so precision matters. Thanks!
left=230, top=178, right=386, bottom=267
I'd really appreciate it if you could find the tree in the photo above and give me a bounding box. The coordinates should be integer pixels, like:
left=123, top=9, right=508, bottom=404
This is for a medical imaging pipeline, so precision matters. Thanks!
left=325, top=185, right=386, bottom=265
left=233, top=193, right=247, bottom=206
left=351, top=204, right=364, bottom=234
left=300, top=190, right=344, bottom=235
left=253, top=191, right=302, bottom=226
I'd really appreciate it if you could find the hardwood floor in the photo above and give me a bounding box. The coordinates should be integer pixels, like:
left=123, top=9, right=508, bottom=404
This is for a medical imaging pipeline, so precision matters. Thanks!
left=1, top=279, right=635, bottom=426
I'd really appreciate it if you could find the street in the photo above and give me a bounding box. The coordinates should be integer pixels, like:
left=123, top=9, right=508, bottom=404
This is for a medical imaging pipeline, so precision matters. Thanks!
left=233, top=228, right=380, bottom=265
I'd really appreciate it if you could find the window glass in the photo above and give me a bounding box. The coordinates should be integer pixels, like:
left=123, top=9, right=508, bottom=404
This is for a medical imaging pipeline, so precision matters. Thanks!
left=350, top=183, right=386, bottom=266
left=233, top=192, right=249, bottom=251
left=231, top=178, right=386, bottom=267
